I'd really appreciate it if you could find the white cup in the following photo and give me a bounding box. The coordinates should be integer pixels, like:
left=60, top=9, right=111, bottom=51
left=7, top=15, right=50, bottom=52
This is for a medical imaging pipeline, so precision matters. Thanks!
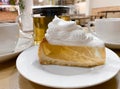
left=88, top=18, right=120, bottom=44
left=0, top=23, right=19, bottom=55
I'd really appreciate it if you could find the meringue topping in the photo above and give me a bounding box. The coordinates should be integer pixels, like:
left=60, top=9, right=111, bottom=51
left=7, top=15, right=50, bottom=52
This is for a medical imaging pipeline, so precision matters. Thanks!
left=45, top=16, right=104, bottom=47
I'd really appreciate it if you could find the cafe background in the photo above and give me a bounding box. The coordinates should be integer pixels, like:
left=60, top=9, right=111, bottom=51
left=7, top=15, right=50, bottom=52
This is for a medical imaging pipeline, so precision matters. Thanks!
left=0, top=0, right=120, bottom=30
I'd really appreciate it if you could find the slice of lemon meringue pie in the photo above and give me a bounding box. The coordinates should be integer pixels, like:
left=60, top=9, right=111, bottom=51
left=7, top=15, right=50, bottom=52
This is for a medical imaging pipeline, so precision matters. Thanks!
left=38, top=16, right=106, bottom=67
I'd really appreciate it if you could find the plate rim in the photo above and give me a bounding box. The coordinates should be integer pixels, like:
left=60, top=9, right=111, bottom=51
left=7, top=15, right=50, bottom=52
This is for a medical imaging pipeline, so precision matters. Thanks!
left=16, top=46, right=120, bottom=88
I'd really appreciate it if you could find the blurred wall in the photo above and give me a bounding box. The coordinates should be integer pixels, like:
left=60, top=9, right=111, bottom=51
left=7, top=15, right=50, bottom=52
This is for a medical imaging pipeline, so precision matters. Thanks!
left=90, top=0, right=120, bottom=8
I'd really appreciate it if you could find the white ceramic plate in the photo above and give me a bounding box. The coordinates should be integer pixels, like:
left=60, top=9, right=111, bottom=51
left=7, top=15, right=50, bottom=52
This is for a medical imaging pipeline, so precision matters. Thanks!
left=0, top=37, right=33, bottom=62
left=16, top=46, right=120, bottom=88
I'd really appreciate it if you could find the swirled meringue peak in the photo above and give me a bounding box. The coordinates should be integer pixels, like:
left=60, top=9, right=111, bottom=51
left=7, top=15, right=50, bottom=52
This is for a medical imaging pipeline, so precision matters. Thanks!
left=45, top=16, right=104, bottom=47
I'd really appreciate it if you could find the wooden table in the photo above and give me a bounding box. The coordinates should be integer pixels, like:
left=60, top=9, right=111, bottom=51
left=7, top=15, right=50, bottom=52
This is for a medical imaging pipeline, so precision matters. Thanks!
left=0, top=11, right=18, bottom=23
left=0, top=49, right=120, bottom=89
left=70, top=16, right=90, bottom=26
left=98, top=10, right=120, bottom=18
